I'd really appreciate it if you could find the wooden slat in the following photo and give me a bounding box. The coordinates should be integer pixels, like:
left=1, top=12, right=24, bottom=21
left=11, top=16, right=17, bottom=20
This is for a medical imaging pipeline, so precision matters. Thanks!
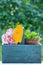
left=2, top=44, right=41, bottom=63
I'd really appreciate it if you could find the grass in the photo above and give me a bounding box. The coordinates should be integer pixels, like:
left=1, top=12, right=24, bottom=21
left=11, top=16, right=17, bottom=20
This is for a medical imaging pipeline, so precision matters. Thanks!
left=0, top=45, right=2, bottom=61
left=0, top=44, right=43, bottom=61
left=42, top=45, right=43, bottom=61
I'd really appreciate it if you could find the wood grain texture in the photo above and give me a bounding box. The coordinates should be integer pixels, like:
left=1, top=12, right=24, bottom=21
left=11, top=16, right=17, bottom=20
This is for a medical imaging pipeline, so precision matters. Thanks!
left=2, top=44, right=41, bottom=63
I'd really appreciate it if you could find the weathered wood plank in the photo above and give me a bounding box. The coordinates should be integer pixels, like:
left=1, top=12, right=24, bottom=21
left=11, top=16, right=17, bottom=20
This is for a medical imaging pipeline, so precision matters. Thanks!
left=2, top=44, right=41, bottom=63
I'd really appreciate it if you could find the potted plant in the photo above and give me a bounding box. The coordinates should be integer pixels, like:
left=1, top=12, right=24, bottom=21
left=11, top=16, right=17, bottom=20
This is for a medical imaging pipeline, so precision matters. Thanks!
left=24, top=30, right=41, bottom=44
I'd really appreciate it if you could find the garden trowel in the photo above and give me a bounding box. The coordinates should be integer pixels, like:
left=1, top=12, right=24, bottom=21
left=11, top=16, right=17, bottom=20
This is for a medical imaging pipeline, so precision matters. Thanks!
left=12, top=24, right=24, bottom=44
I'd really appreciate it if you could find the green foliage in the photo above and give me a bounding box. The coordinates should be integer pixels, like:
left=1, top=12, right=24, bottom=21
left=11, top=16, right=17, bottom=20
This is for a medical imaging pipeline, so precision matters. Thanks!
left=0, top=0, right=43, bottom=44
left=0, top=45, right=2, bottom=61
left=24, top=30, right=31, bottom=39
left=0, top=0, right=43, bottom=30
left=24, top=29, right=40, bottom=40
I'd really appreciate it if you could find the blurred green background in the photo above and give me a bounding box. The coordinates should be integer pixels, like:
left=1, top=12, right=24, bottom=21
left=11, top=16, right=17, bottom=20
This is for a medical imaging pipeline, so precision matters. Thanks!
left=0, top=0, right=43, bottom=61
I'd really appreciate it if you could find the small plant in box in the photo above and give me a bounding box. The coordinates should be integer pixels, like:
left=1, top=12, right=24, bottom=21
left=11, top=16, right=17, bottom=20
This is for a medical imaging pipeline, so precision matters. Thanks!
left=24, top=29, right=41, bottom=44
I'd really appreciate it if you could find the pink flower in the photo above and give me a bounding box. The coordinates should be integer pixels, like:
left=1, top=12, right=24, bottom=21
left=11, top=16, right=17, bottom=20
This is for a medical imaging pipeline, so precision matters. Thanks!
left=6, top=28, right=13, bottom=35
left=2, top=28, right=14, bottom=45
left=6, top=28, right=14, bottom=44
left=6, top=35, right=14, bottom=44
left=2, top=34, right=8, bottom=45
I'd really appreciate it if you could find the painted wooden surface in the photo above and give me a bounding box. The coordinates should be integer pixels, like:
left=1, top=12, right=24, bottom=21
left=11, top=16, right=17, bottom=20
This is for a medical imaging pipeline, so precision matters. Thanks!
left=2, top=44, right=41, bottom=63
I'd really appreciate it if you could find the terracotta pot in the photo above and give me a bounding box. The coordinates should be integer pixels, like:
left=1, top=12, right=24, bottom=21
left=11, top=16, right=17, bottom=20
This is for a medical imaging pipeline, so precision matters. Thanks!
left=25, top=38, right=40, bottom=44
